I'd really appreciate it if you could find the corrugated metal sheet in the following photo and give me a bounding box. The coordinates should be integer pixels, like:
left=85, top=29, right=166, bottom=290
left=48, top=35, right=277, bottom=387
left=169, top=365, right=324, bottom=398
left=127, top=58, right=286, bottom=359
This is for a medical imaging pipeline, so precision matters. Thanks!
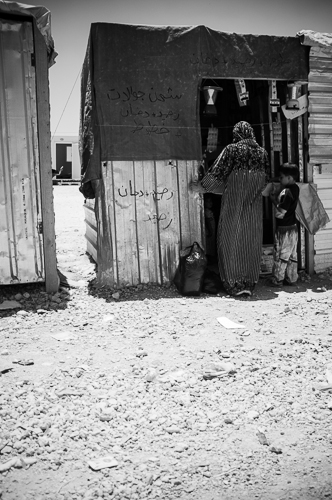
left=308, top=46, right=332, bottom=271
left=0, top=19, right=44, bottom=284
left=308, top=47, right=332, bottom=162
left=85, top=160, right=204, bottom=287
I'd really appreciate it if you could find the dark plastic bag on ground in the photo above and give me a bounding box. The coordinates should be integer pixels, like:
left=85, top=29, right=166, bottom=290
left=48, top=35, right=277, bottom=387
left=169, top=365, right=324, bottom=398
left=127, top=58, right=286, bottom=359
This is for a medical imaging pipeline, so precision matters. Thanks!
left=174, top=242, right=207, bottom=296
left=202, top=269, right=223, bottom=295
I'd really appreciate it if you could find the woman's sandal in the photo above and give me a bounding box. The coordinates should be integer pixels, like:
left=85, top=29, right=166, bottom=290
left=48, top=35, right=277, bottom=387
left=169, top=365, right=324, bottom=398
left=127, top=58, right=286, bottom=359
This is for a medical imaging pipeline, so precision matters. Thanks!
left=235, top=290, right=252, bottom=296
left=270, top=278, right=283, bottom=287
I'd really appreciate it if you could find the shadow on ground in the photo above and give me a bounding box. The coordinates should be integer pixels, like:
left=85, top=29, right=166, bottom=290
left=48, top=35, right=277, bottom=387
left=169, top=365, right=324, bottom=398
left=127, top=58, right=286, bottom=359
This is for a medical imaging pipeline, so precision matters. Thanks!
left=86, top=268, right=330, bottom=304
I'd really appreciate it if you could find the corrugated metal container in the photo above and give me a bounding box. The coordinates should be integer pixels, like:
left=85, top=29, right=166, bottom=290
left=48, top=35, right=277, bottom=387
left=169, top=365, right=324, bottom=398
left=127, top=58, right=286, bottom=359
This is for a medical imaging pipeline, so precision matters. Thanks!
left=0, top=5, right=58, bottom=292
left=0, top=18, right=44, bottom=284
left=308, top=46, right=332, bottom=271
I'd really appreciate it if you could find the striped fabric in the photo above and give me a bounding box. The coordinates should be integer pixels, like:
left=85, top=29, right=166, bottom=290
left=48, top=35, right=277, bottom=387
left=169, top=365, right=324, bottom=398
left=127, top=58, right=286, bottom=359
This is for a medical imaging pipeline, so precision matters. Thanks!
left=201, top=122, right=269, bottom=295
left=217, top=169, right=266, bottom=295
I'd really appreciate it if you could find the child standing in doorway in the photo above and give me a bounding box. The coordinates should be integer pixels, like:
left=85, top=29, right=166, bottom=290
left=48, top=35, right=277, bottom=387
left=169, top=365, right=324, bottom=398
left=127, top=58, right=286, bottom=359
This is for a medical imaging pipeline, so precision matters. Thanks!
left=269, top=163, right=300, bottom=287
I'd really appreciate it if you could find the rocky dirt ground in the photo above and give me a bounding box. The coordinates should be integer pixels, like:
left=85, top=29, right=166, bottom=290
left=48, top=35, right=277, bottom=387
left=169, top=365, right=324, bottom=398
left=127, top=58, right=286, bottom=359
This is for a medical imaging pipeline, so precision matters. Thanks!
left=1, top=186, right=332, bottom=500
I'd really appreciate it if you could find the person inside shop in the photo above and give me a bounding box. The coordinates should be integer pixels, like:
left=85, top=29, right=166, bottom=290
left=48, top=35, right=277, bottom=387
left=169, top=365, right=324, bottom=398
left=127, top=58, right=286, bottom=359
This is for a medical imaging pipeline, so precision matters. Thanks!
left=191, top=121, right=269, bottom=297
left=204, top=195, right=217, bottom=262
left=268, top=163, right=300, bottom=287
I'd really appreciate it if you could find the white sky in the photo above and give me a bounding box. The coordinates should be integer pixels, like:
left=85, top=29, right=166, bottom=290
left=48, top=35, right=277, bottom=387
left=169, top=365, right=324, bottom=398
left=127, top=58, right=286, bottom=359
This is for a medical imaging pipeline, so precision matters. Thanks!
left=22, top=0, right=332, bottom=135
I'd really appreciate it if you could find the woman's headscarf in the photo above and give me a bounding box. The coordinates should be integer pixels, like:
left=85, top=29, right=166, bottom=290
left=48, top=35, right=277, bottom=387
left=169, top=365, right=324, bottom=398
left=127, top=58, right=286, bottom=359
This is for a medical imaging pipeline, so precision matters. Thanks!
left=233, top=121, right=256, bottom=143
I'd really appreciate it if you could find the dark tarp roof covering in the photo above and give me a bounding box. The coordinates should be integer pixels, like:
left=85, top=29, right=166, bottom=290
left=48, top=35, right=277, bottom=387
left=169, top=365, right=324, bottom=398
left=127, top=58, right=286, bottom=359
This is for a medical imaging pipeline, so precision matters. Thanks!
left=80, top=23, right=309, bottom=196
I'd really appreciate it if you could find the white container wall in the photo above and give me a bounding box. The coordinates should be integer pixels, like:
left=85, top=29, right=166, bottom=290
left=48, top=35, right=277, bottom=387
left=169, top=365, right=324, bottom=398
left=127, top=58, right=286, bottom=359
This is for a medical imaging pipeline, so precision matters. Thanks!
left=51, top=135, right=80, bottom=180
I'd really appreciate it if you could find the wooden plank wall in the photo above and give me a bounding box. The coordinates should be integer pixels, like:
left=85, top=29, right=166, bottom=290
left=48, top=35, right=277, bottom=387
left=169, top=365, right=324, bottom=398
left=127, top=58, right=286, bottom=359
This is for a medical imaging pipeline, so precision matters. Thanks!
left=307, top=47, right=332, bottom=272
left=34, top=22, right=58, bottom=292
left=91, top=160, right=203, bottom=287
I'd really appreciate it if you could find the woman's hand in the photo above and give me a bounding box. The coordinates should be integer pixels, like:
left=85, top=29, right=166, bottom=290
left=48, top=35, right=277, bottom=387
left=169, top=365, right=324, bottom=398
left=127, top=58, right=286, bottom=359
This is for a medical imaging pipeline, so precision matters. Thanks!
left=189, top=181, right=205, bottom=193
left=269, top=191, right=278, bottom=208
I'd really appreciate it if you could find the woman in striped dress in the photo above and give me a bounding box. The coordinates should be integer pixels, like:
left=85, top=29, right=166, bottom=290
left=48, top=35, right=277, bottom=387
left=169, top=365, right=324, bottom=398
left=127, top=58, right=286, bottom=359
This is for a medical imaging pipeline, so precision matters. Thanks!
left=195, top=121, right=269, bottom=296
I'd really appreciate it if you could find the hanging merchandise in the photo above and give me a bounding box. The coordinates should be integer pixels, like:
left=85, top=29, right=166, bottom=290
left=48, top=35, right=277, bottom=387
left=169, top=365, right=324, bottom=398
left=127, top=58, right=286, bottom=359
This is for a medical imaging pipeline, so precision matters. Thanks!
left=207, top=125, right=218, bottom=152
left=269, top=80, right=280, bottom=113
left=202, top=86, right=222, bottom=115
left=286, top=82, right=299, bottom=110
left=235, top=79, right=249, bottom=107
left=272, top=120, right=282, bottom=152
left=282, top=82, right=308, bottom=120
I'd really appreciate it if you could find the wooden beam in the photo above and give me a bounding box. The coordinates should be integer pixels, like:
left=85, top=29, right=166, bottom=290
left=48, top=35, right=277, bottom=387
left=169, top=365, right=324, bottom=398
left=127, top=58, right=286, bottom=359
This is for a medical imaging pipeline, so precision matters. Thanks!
left=33, top=22, right=58, bottom=293
left=268, top=81, right=276, bottom=239
left=303, top=87, right=315, bottom=275
left=286, top=119, right=292, bottom=162
left=95, top=171, right=115, bottom=286
left=268, top=81, right=275, bottom=178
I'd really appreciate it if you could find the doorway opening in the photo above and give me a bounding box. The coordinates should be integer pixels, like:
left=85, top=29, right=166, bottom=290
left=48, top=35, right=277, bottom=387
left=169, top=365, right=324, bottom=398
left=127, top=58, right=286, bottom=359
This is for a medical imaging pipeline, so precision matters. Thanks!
left=199, top=77, right=304, bottom=273
left=56, top=143, right=73, bottom=179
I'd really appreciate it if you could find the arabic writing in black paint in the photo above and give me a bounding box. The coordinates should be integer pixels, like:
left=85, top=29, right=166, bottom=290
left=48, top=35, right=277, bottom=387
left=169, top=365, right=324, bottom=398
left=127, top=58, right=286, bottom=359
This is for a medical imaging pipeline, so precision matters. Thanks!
left=131, top=120, right=170, bottom=135
left=121, top=104, right=180, bottom=121
left=144, top=213, right=166, bottom=222
left=190, top=52, right=220, bottom=68
left=107, top=86, right=183, bottom=103
left=117, top=181, right=174, bottom=201
left=143, top=214, right=173, bottom=230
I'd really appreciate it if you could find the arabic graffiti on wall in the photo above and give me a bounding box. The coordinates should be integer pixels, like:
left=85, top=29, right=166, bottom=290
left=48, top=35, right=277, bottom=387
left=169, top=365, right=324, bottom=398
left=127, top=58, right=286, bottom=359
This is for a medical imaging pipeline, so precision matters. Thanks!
left=107, top=86, right=183, bottom=137
left=190, top=52, right=221, bottom=68
left=116, top=180, right=174, bottom=230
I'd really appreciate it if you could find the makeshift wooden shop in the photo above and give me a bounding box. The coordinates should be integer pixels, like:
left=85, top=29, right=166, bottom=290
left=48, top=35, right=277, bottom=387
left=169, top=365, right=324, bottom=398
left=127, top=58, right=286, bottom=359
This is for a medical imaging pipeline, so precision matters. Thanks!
left=80, top=24, right=332, bottom=287
left=0, top=2, right=58, bottom=292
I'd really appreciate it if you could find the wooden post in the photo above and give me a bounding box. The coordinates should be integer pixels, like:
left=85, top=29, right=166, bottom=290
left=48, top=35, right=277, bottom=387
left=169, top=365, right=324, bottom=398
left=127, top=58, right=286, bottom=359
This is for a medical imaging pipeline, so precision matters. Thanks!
left=259, top=94, right=266, bottom=149
left=302, top=83, right=315, bottom=275
left=268, top=81, right=275, bottom=178
left=297, top=85, right=306, bottom=270
left=268, top=81, right=276, bottom=238
left=286, top=119, right=292, bottom=162
left=259, top=93, right=270, bottom=224
left=277, top=112, right=283, bottom=166
left=33, top=23, right=58, bottom=292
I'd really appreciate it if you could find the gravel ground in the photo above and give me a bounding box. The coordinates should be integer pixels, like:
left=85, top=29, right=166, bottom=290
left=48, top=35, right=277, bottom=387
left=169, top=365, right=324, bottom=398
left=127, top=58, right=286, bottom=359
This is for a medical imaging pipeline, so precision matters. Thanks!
left=1, top=186, right=332, bottom=500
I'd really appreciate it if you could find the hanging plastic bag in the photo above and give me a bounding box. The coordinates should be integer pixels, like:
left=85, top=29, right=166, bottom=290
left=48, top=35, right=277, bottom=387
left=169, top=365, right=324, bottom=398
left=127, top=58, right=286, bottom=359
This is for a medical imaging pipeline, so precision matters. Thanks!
left=174, top=242, right=207, bottom=296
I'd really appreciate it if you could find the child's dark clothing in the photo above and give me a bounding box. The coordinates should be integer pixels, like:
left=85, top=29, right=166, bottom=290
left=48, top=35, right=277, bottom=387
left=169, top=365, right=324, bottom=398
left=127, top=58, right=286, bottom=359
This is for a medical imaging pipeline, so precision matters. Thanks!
left=272, top=184, right=300, bottom=284
left=276, top=184, right=300, bottom=227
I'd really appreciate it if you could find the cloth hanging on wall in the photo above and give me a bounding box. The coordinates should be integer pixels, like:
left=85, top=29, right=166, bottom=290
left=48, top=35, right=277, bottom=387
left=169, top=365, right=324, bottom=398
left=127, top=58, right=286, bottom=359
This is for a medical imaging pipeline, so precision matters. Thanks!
left=296, top=183, right=330, bottom=235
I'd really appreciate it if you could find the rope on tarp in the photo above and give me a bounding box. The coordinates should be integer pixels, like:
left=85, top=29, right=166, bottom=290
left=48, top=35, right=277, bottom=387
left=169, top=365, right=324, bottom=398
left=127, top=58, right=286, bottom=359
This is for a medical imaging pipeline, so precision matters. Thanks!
left=96, top=120, right=289, bottom=131
left=51, top=69, right=81, bottom=140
